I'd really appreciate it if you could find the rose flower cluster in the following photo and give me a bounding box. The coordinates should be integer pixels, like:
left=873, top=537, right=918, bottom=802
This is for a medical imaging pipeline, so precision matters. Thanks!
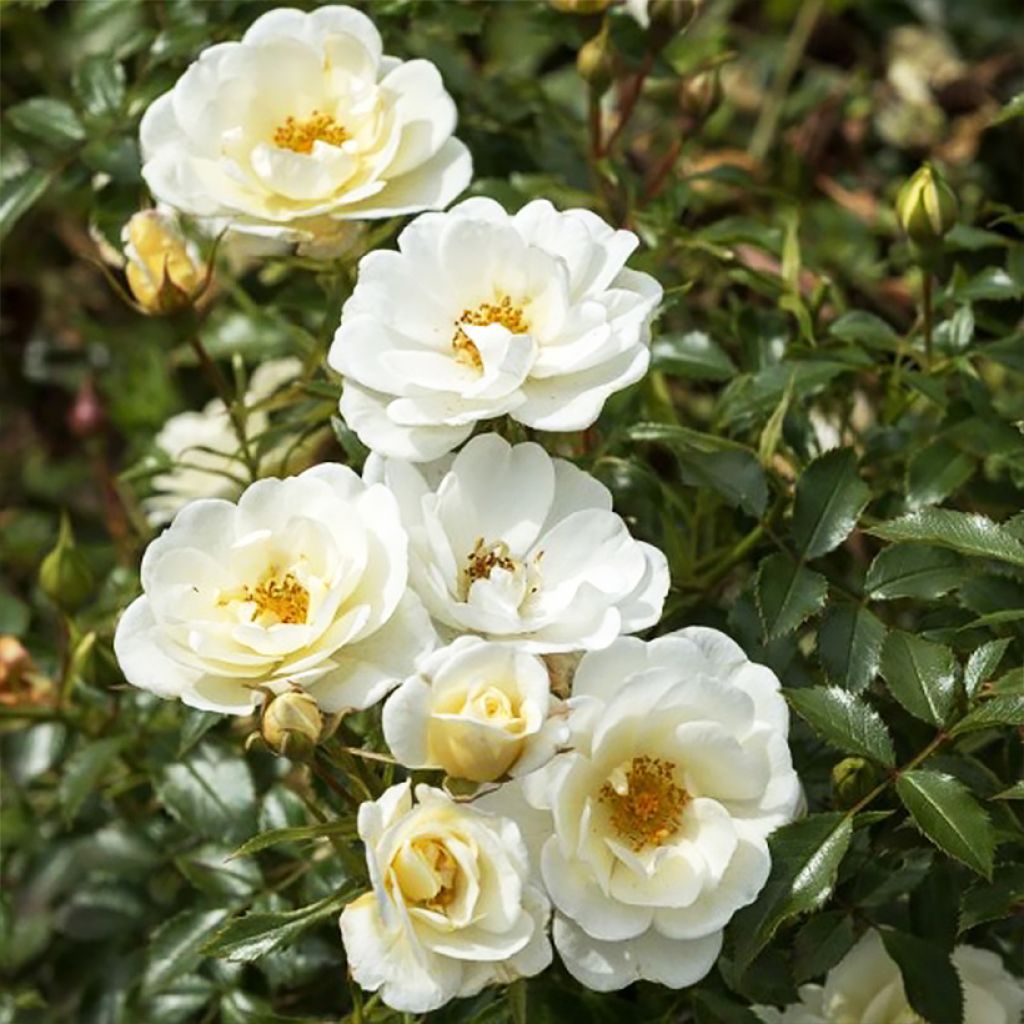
left=110, top=5, right=1023, bottom=1020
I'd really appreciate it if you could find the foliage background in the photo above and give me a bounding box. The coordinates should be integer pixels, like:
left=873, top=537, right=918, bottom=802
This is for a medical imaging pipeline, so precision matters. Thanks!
left=1, top=1, right=1022, bottom=1022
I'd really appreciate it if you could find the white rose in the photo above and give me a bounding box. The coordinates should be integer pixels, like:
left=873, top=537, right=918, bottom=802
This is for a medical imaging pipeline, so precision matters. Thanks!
left=755, top=928, right=1024, bottom=1024
left=329, top=197, right=662, bottom=461
left=484, top=627, right=801, bottom=991
left=339, top=781, right=552, bottom=1013
left=139, top=6, right=472, bottom=241
left=364, top=433, right=669, bottom=652
left=144, top=358, right=311, bottom=526
left=382, top=635, right=570, bottom=782
left=115, top=463, right=436, bottom=714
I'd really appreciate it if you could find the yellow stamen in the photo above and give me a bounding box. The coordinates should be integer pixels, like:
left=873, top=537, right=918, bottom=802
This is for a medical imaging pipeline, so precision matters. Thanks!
left=600, top=756, right=689, bottom=851
left=244, top=571, right=310, bottom=625
left=463, top=538, right=518, bottom=594
left=452, top=295, right=529, bottom=370
left=273, top=110, right=348, bottom=154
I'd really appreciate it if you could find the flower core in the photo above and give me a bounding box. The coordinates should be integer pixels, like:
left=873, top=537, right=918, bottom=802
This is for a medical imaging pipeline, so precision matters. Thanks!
left=394, top=838, right=459, bottom=911
left=273, top=111, right=349, bottom=154
left=452, top=296, right=529, bottom=370
left=244, top=571, right=310, bottom=625
left=600, top=756, right=690, bottom=851
left=463, top=538, right=518, bottom=591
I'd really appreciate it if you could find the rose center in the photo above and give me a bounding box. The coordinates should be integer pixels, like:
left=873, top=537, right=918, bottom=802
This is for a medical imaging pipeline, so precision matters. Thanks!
left=244, top=571, right=310, bottom=625
left=452, top=295, right=529, bottom=370
left=273, top=111, right=348, bottom=154
left=600, top=756, right=690, bottom=851
left=462, top=538, right=519, bottom=596
left=395, top=838, right=459, bottom=911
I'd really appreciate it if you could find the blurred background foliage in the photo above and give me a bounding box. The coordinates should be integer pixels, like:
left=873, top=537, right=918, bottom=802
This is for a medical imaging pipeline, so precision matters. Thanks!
left=1, top=1, right=1022, bottom=1022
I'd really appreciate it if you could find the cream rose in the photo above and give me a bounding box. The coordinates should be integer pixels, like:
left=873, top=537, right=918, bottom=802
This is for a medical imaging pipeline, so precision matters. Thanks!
left=755, top=928, right=1024, bottom=1024
left=340, top=782, right=552, bottom=1013
left=485, top=627, right=801, bottom=990
left=143, top=358, right=310, bottom=526
left=329, top=197, right=662, bottom=461
left=115, top=463, right=436, bottom=715
left=382, top=636, right=570, bottom=782
left=364, top=433, right=669, bottom=652
left=139, top=6, right=472, bottom=241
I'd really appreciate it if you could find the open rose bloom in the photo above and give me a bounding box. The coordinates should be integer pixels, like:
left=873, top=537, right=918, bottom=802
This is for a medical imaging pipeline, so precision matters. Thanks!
left=340, top=782, right=552, bottom=1013
left=330, top=197, right=662, bottom=460
left=755, top=928, right=1024, bottom=1024
left=140, top=6, right=472, bottom=241
left=491, top=628, right=802, bottom=990
left=115, top=464, right=434, bottom=714
left=365, top=434, right=669, bottom=651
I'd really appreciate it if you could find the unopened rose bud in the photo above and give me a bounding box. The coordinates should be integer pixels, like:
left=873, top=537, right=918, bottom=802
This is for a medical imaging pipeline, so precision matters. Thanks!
left=578, top=25, right=615, bottom=95
left=67, top=377, right=105, bottom=438
left=39, top=514, right=94, bottom=613
left=123, top=210, right=205, bottom=315
left=896, top=163, right=958, bottom=247
left=260, top=689, right=324, bottom=760
left=679, top=69, right=721, bottom=120
left=832, top=756, right=880, bottom=809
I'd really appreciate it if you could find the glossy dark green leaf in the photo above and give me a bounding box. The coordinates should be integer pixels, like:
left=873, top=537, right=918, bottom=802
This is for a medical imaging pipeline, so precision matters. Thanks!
left=959, top=865, right=1024, bottom=932
left=880, top=631, right=959, bottom=725
left=868, top=509, right=1024, bottom=568
left=730, top=813, right=853, bottom=971
left=57, top=736, right=125, bottom=822
left=964, top=639, right=1011, bottom=697
left=906, top=443, right=974, bottom=509
left=156, top=743, right=257, bottom=844
left=880, top=929, right=963, bottom=1024
left=72, top=57, right=126, bottom=120
left=865, top=545, right=966, bottom=601
left=949, top=696, right=1024, bottom=736
left=0, top=168, right=53, bottom=242
left=792, top=449, right=870, bottom=558
left=756, top=554, right=828, bottom=638
left=6, top=98, right=85, bottom=149
left=651, top=330, right=737, bottom=381
left=787, top=686, right=895, bottom=765
left=828, top=310, right=899, bottom=351
left=817, top=603, right=886, bottom=692
left=201, top=890, right=353, bottom=963
left=142, top=909, right=230, bottom=997
left=792, top=911, right=856, bottom=983
left=896, top=770, right=994, bottom=878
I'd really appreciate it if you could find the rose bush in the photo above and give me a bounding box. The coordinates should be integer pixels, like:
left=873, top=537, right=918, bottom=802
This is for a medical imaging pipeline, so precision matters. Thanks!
left=3, top=1, right=1023, bottom=1022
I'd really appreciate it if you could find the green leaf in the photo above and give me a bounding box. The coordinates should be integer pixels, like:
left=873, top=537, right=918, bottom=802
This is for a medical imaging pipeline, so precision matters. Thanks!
left=786, top=686, right=895, bottom=765
left=201, top=889, right=353, bottom=963
left=229, top=820, right=355, bottom=860
left=156, top=742, right=257, bottom=844
left=828, top=310, right=899, bottom=351
left=933, top=304, right=974, bottom=355
left=6, top=98, right=85, bottom=149
left=949, top=695, right=1024, bottom=736
left=817, top=604, right=886, bottom=692
left=57, top=736, right=125, bottom=822
left=879, top=929, right=963, bottom=1024
left=142, top=908, right=230, bottom=997
left=896, top=770, right=994, bottom=878
left=880, top=631, right=958, bottom=726
left=651, top=330, right=737, bottom=381
left=990, top=90, right=1024, bottom=125
left=865, top=545, right=966, bottom=601
left=959, top=865, right=1024, bottom=932
left=792, top=449, right=870, bottom=558
left=756, top=553, right=828, bottom=638
left=730, top=813, right=853, bottom=971
left=692, top=991, right=761, bottom=1024
left=992, top=781, right=1024, bottom=801
left=964, top=639, right=1010, bottom=697
left=906, top=443, right=974, bottom=509
left=868, top=508, right=1024, bottom=568
left=177, top=709, right=222, bottom=757
left=955, top=267, right=1021, bottom=303
left=72, top=57, right=126, bottom=120
left=0, top=168, right=54, bottom=242
left=627, top=423, right=767, bottom=517
left=792, top=911, right=855, bottom=983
